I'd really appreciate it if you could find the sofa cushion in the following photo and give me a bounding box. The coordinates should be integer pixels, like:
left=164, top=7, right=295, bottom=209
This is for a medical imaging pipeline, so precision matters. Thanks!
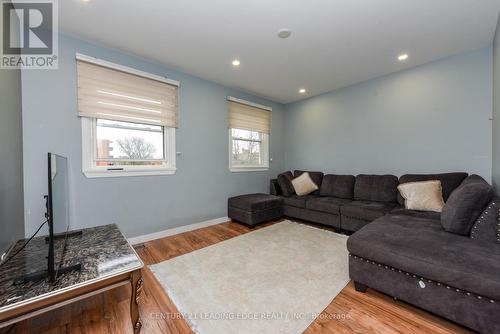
left=282, top=195, right=315, bottom=209
left=319, top=174, right=355, bottom=199
left=354, top=175, right=398, bottom=203
left=284, top=205, right=341, bottom=229
left=306, top=197, right=351, bottom=215
left=347, top=214, right=500, bottom=301
left=291, top=172, right=319, bottom=196
left=390, top=206, right=441, bottom=220
left=228, top=193, right=283, bottom=212
left=294, top=170, right=324, bottom=195
left=340, top=200, right=396, bottom=221
left=397, top=172, right=468, bottom=205
left=277, top=171, right=295, bottom=197
left=441, top=175, right=495, bottom=235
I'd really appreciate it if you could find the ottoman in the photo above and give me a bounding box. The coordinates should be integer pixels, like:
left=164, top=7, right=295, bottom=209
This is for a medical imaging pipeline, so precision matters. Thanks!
left=228, top=193, right=283, bottom=227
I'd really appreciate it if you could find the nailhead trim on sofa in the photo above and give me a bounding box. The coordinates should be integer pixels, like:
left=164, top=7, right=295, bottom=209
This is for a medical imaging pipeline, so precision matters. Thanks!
left=348, top=253, right=496, bottom=304
left=470, top=201, right=500, bottom=243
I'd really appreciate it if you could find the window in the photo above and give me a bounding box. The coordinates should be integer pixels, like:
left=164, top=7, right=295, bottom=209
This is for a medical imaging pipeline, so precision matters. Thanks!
left=230, top=128, right=269, bottom=168
left=228, top=97, right=271, bottom=171
left=96, top=120, right=164, bottom=164
left=77, top=54, right=178, bottom=177
left=82, top=118, right=176, bottom=178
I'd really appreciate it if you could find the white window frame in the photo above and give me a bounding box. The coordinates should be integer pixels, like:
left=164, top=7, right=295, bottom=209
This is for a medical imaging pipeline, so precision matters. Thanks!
left=81, top=118, right=176, bottom=178
left=229, top=129, right=270, bottom=172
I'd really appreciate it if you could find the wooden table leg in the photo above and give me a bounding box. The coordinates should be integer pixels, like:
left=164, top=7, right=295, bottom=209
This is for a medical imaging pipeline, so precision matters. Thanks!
left=130, top=269, right=143, bottom=333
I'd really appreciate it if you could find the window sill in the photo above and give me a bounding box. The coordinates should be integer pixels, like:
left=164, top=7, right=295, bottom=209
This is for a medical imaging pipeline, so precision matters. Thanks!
left=229, top=167, right=269, bottom=173
left=83, top=168, right=176, bottom=178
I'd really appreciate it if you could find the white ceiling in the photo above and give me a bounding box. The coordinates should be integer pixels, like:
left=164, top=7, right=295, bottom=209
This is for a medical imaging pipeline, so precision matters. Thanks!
left=60, top=0, right=500, bottom=104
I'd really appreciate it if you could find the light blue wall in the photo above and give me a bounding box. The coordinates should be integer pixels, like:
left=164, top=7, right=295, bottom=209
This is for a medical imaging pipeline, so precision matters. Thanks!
left=21, top=35, right=495, bottom=238
left=0, top=68, right=24, bottom=254
left=284, top=48, right=493, bottom=180
left=21, top=35, right=285, bottom=237
left=493, top=16, right=500, bottom=190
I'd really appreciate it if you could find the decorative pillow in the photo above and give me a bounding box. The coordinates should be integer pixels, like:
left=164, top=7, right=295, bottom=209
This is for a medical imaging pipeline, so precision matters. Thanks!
left=294, top=170, right=324, bottom=195
left=277, top=171, right=295, bottom=197
left=291, top=172, right=319, bottom=196
left=397, top=180, right=445, bottom=212
left=441, top=175, right=495, bottom=235
left=397, top=173, right=468, bottom=205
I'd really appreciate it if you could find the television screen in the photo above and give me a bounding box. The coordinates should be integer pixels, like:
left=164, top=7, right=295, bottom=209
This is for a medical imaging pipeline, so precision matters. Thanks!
left=49, top=153, right=70, bottom=235
left=48, top=153, right=71, bottom=281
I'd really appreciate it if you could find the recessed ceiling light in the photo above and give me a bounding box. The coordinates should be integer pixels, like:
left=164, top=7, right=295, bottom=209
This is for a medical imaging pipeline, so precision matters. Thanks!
left=398, top=53, right=409, bottom=61
left=232, top=59, right=240, bottom=67
left=278, top=29, right=292, bottom=39
left=299, top=88, right=306, bottom=94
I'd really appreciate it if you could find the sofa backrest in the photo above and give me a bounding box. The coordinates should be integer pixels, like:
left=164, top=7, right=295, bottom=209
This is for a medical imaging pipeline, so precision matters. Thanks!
left=320, top=174, right=355, bottom=199
left=354, top=175, right=398, bottom=203
left=294, top=170, right=324, bottom=195
left=277, top=171, right=295, bottom=197
left=397, top=172, right=468, bottom=205
left=441, top=175, right=495, bottom=235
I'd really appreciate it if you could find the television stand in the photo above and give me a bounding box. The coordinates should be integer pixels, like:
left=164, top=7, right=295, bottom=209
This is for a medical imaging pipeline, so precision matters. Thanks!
left=0, top=224, right=143, bottom=333
left=14, top=263, right=82, bottom=285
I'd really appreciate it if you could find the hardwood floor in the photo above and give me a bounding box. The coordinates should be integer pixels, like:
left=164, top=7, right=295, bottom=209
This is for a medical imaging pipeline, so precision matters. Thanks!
left=1, top=220, right=473, bottom=334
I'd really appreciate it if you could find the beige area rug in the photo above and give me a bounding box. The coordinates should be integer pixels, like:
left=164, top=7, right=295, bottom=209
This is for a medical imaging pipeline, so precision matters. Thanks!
left=150, top=220, right=349, bottom=334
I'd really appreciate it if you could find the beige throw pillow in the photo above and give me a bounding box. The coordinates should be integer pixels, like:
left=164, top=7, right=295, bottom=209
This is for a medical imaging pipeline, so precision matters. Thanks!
left=397, top=180, right=445, bottom=212
left=291, top=172, right=318, bottom=196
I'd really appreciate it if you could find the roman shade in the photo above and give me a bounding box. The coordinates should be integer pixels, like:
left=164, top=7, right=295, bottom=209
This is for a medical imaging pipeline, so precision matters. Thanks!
left=76, top=58, right=178, bottom=127
left=228, top=98, right=271, bottom=133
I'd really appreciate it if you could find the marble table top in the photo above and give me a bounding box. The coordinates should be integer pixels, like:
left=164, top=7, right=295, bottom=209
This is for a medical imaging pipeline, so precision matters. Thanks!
left=0, top=224, right=143, bottom=312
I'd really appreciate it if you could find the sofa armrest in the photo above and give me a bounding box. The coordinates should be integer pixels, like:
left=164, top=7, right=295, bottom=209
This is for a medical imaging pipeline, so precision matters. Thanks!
left=470, top=198, right=500, bottom=245
left=270, top=179, right=281, bottom=196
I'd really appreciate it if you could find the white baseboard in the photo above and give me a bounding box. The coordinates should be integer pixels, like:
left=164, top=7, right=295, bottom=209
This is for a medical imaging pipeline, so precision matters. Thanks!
left=128, top=216, right=230, bottom=245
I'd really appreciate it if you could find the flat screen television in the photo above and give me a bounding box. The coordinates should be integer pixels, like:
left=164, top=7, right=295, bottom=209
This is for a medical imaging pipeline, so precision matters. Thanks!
left=47, top=153, right=82, bottom=282
left=14, top=153, right=81, bottom=284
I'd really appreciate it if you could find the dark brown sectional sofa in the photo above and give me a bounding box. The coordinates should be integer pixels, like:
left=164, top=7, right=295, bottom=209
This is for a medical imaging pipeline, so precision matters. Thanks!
left=268, top=170, right=500, bottom=334
left=271, top=170, right=468, bottom=232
